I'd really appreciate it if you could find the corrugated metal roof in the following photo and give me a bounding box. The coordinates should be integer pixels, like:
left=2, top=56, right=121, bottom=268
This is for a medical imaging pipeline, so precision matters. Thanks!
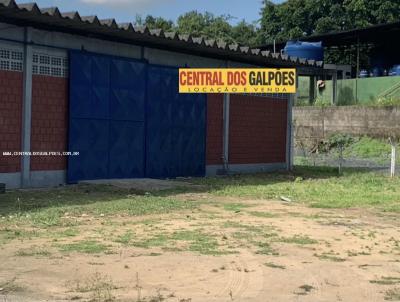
left=0, top=0, right=323, bottom=68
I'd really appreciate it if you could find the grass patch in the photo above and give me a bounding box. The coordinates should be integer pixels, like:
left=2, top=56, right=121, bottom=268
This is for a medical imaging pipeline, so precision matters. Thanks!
left=0, top=227, right=41, bottom=245
left=344, top=136, right=392, bottom=159
left=314, top=252, right=346, bottom=262
left=264, top=262, right=286, bottom=269
left=385, top=288, right=400, bottom=301
left=248, top=211, right=279, bottom=218
left=58, top=240, right=109, bottom=254
left=67, top=272, right=116, bottom=302
left=255, top=241, right=278, bottom=255
left=132, top=234, right=169, bottom=249
left=0, top=278, right=24, bottom=294
left=277, top=235, right=318, bottom=245
left=171, top=230, right=230, bottom=255
left=0, top=184, right=197, bottom=228
left=191, top=166, right=400, bottom=212
left=114, top=231, right=135, bottom=245
left=370, top=276, right=400, bottom=285
left=15, top=246, right=51, bottom=257
left=132, top=230, right=232, bottom=256
left=223, top=203, right=252, bottom=212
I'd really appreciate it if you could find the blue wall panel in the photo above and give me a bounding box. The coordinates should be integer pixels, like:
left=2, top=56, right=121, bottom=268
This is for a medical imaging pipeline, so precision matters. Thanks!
left=110, top=59, right=146, bottom=121
left=108, top=121, right=145, bottom=178
left=69, top=51, right=206, bottom=182
left=68, top=51, right=146, bottom=183
left=67, top=119, right=109, bottom=183
left=146, top=65, right=206, bottom=178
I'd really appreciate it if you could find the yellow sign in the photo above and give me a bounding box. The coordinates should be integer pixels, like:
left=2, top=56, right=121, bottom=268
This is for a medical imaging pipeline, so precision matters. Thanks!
left=179, top=68, right=296, bottom=94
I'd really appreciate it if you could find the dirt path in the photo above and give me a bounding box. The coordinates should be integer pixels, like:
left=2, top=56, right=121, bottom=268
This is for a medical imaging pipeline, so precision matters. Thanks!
left=1, top=195, right=399, bottom=302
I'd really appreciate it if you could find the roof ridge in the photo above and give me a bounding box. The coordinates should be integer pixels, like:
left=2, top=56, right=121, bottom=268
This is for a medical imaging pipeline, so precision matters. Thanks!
left=0, top=1, right=322, bottom=67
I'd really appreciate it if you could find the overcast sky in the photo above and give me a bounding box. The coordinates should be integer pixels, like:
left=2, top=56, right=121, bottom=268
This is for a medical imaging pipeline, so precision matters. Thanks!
left=16, top=0, right=284, bottom=25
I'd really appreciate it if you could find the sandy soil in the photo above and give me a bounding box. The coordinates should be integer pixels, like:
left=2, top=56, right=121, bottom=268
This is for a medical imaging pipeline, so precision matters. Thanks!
left=1, top=195, right=399, bottom=302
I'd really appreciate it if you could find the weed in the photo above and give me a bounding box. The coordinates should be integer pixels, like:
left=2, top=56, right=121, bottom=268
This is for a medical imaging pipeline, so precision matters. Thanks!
left=264, top=262, right=286, bottom=269
left=298, top=284, right=314, bottom=294
left=255, top=242, right=278, bottom=255
left=68, top=272, right=116, bottom=302
left=0, top=278, right=24, bottom=294
left=248, top=211, right=279, bottom=218
left=277, top=235, right=318, bottom=245
left=132, top=234, right=169, bottom=249
left=370, top=277, right=400, bottom=285
left=58, top=240, right=108, bottom=254
left=385, top=288, right=400, bottom=301
left=223, top=203, right=252, bottom=212
left=15, top=246, right=51, bottom=257
left=314, top=253, right=346, bottom=262
left=114, top=231, right=135, bottom=245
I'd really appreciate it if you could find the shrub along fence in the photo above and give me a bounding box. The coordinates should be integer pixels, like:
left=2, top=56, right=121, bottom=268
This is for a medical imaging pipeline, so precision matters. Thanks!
left=293, top=106, right=399, bottom=176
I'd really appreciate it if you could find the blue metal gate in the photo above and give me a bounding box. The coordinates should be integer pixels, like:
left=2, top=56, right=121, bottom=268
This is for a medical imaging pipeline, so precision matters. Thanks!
left=68, top=51, right=206, bottom=182
left=68, top=51, right=146, bottom=183
left=146, top=65, right=206, bottom=178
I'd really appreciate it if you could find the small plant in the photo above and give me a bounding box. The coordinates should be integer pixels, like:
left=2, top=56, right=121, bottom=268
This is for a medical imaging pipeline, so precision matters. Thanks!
left=375, top=97, right=400, bottom=107
left=249, top=211, right=278, bottom=218
left=370, top=276, right=400, bottom=285
left=264, top=262, right=286, bottom=269
left=314, top=252, right=346, bottom=262
left=15, top=246, right=51, bottom=257
left=385, top=288, right=400, bottom=301
left=58, top=240, right=108, bottom=254
left=68, top=272, right=116, bottom=302
left=314, top=98, right=330, bottom=107
left=0, top=278, right=23, bottom=294
left=278, top=235, right=318, bottom=245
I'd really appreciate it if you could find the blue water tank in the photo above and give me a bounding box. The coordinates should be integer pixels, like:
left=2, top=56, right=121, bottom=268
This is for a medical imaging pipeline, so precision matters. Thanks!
left=283, top=41, right=324, bottom=61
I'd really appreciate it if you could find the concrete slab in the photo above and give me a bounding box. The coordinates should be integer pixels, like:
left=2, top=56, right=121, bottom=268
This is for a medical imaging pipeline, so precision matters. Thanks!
left=79, top=178, right=194, bottom=191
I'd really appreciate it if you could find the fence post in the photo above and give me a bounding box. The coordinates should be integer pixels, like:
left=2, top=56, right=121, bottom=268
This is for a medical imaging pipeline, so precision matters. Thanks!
left=389, top=138, right=397, bottom=178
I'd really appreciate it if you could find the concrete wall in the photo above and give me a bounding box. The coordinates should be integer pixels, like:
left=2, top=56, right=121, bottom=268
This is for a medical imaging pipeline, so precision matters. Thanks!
left=293, top=106, right=400, bottom=142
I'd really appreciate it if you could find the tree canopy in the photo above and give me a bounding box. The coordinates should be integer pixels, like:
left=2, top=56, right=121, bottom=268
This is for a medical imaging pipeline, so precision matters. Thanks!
left=134, top=0, right=399, bottom=49
left=260, top=0, right=400, bottom=43
left=134, top=11, right=261, bottom=47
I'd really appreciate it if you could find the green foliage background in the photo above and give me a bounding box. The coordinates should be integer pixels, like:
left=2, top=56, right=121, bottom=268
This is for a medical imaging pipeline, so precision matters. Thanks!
left=133, top=0, right=399, bottom=49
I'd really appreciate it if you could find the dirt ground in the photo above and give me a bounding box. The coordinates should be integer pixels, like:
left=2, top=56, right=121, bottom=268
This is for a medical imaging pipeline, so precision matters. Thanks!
left=1, top=193, right=400, bottom=302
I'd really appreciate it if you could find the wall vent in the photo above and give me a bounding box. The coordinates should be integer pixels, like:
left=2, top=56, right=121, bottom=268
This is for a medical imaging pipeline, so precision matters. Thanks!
left=0, top=48, right=23, bottom=72
left=33, top=53, right=68, bottom=78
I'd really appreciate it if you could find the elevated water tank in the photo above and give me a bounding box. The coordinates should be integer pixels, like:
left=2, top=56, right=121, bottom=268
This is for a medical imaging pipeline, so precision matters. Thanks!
left=283, top=41, right=324, bottom=61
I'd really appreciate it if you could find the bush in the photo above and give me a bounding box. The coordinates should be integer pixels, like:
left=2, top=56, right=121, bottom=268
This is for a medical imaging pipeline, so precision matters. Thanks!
left=313, top=98, right=331, bottom=107
left=375, top=97, right=400, bottom=106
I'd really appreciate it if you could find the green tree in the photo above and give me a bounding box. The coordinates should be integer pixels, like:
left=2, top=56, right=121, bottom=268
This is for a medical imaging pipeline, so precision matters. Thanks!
left=134, top=14, right=174, bottom=31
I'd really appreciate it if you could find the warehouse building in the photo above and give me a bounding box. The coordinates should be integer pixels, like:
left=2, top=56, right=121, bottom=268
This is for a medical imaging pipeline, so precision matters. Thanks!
left=0, top=1, right=322, bottom=189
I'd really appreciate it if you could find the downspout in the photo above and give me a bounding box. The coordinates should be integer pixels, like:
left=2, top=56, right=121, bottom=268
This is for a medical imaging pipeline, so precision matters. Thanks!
left=21, top=27, right=33, bottom=187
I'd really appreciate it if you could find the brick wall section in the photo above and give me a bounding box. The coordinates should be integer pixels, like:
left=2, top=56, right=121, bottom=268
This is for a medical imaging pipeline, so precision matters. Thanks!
left=30, top=75, right=68, bottom=171
left=206, top=94, right=224, bottom=165
left=0, top=70, right=23, bottom=173
left=229, top=95, right=288, bottom=164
